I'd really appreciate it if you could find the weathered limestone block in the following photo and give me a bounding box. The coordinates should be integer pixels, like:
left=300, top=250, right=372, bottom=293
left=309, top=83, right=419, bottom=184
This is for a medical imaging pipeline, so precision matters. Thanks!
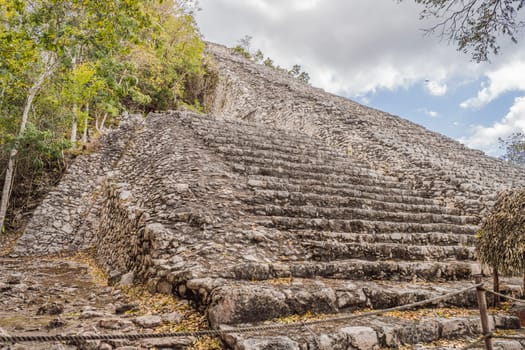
left=14, top=114, right=143, bottom=256
left=341, top=327, right=379, bottom=350
left=235, top=337, right=300, bottom=350
left=205, top=42, right=525, bottom=215
left=207, top=284, right=338, bottom=327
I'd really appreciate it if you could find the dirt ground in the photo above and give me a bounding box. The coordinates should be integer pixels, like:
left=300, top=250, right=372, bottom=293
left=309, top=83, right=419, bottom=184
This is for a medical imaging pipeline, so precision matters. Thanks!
left=0, top=243, right=222, bottom=350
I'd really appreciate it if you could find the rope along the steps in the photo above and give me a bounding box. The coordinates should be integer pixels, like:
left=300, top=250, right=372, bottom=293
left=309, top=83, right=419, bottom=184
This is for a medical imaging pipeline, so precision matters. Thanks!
left=461, top=334, right=488, bottom=350
left=1, top=283, right=480, bottom=343
left=484, top=288, right=525, bottom=304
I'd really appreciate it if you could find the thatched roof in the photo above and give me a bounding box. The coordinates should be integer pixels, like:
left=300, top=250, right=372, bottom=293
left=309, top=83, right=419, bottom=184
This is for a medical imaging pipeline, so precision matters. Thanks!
left=477, top=189, right=525, bottom=275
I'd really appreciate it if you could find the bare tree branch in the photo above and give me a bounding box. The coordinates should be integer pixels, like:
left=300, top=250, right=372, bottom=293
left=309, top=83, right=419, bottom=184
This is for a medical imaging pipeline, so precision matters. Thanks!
left=404, top=0, right=524, bottom=62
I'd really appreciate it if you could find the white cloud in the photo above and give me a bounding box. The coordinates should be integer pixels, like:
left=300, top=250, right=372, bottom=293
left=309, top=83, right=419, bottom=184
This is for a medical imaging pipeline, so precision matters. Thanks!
left=196, top=0, right=525, bottom=156
left=196, top=0, right=482, bottom=96
left=461, top=96, right=525, bottom=156
left=418, top=108, right=439, bottom=117
left=461, top=59, right=525, bottom=109
left=424, top=81, right=448, bottom=96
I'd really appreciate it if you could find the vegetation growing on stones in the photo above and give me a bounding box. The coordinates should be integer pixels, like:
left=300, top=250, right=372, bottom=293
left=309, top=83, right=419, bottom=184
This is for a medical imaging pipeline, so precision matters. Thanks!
left=0, top=0, right=206, bottom=232
left=231, top=35, right=310, bottom=84
left=499, top=132, right=525, bottom=165
left=476, top=189, right=525, bottom=297
left=405, top=0, right=524, bottom=62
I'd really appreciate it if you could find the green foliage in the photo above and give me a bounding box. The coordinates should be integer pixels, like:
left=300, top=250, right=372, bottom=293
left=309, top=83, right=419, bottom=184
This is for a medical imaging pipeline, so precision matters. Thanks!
left=253, top=49, right=264, bottom=63
left=124, top=0, right=205, bottom=111
left=0, top=0, right=206, bottom=232
left=407, top=0, right=524, bottom=62
left=499, top=132, right=525, bottom=165
left=231, top=35, right=252, bottom=59
left=1, top=0, right=206, bottom=146
left=263, top=57, right=275, bottom=68
left=11, top=123, right=71, bottom=172
left=232, top=45, right=252, bottom=59
left=288, top=64, right=310, bottom=84
left=230, top=37, right=310, bottom=84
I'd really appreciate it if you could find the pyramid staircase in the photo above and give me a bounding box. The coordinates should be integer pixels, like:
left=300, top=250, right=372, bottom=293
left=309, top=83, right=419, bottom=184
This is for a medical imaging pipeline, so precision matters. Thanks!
left=93, top=111, right=521, bottom=349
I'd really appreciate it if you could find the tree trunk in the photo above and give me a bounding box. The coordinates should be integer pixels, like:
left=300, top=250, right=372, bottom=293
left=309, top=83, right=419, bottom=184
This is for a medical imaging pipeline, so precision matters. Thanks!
left=0, top=150, right=17, bottom=232
left=71, top=103, right=78, bottom=143
left=99, top=112, right=108, bottom=132
left=81, top=103, right=89, bottom=144
left=493, top=269, right=500, bottom=307
left=70, top=53, right=78, bottom=143
left=522, top=273, right=525, bottom=298
left=0, top=54, right=56, bottom=230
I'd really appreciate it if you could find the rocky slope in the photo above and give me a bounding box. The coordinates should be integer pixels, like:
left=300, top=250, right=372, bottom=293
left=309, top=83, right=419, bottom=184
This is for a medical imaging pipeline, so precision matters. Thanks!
left=205, top=42, right=525, bottom=216
left=3, top=42, right=525, bottom=350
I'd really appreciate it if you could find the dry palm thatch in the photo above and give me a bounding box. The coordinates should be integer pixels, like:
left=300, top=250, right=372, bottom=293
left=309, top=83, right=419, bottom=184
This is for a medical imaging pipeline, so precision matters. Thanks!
left=476, top=189, right=525, bottom=296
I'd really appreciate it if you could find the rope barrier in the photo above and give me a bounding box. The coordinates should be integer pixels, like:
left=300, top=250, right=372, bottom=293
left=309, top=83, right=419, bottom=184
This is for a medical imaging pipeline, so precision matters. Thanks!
left=460, top=332, right=525, bottom=350
left=491, top=335, right=525, bottom=340
left=483, top=289, right=525, bottom=304
left=461, top=334, right=490, bottom=350
left=0, top=283, right=481, bottom=343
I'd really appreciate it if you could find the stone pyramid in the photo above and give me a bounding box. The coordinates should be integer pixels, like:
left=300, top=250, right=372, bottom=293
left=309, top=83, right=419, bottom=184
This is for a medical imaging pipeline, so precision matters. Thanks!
left=14, top=43, right=525, bottom=349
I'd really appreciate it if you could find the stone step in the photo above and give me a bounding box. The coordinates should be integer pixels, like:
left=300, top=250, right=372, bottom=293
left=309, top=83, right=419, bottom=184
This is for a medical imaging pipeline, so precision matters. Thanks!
left=188, top=117, right=354, bottom=157
left=217, top=146, right=386, bottom=183
left=301, top=240, right=476, bottom=262
left=294, top=230, right=477, bottom=246
left=237, top=165, right=433, bottom=199
left=215, top=144, right=386, bottom=179
left=188, top=116, right=327, bottom=144
left=248, top=189, right=462, bottom=215
left=223, top=154, right=412, bottom=190
left=214, top=143, right=363, bottom=168
left=222, top=258, right=476, bottom=282
left=248, top=204, right=478, bottom=225
left=190, top=278, right=482, bottom=327
left=254, top=216, right=478, bottom=235
left=204, top=133, right=357, bottom=165
left=220, top=313, right=520, bottom=350
left=183, top=114, right=330, bottom=146
left=194, top=122, right=320, bottom=147
left=247, top=175, right=439, bottom=205
left=202, top=133, right=353, bottom=165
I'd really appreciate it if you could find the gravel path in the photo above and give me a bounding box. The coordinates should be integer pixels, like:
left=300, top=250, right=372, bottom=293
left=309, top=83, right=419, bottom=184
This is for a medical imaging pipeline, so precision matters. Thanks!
left=0, top=253, right=220, bottom=350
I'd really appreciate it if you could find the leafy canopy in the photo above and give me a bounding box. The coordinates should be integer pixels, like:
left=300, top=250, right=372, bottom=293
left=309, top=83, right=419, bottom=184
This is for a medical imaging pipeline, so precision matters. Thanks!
left=407, top=0, right=524, bottom=62
left=0, top=0, right=206, bottom=232
left=499, top=132, right=525, bottom=165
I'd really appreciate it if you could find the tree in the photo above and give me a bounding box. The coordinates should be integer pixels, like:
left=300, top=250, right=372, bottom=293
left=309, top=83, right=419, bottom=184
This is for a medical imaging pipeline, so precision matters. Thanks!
left=476, top=189, right=525, bottom=301
left=288, top=64, right=311, bottom=84
left=408, top=0, right=524, bottom=62
left=32, top=0, right=152, bottom=141
left=0, top=0, right=206, bottom=232
left=230, top=38, right=311, bottom=84
left=0, top=54, right=56, bottom=231
left=0, top=0, right=59, bottom=231
left=499, top=132, right=525, bottom=165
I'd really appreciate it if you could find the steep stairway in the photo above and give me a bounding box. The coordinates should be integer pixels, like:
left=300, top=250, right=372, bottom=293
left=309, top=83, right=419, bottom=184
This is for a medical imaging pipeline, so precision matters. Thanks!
left=206, top=42, right=525, bottom=219
left=92, top=111, right=521, bottom=349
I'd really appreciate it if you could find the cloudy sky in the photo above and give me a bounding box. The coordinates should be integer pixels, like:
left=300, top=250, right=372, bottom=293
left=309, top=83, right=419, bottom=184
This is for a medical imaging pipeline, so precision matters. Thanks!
left=195, top=0, right=525, bottom=157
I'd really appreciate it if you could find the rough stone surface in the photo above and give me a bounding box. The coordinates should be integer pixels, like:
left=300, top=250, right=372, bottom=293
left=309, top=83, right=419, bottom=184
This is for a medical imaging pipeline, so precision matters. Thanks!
left=133, top=315, right=162, bottom=328
left=8, top=42, right=525, bottom=349
left=341, top=326, right=379, bottom=350
left=13, top=114, right=143, bottom=256
left=205, top=42, right=525, bottom=217
left=0, top=257, right=196, bottom=350
left=235, top=337, right=300, bottom=350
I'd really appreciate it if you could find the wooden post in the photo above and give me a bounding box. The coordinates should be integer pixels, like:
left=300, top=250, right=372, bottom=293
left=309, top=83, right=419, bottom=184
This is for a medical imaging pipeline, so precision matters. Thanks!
left=475, top=275, right=493, bottom=350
